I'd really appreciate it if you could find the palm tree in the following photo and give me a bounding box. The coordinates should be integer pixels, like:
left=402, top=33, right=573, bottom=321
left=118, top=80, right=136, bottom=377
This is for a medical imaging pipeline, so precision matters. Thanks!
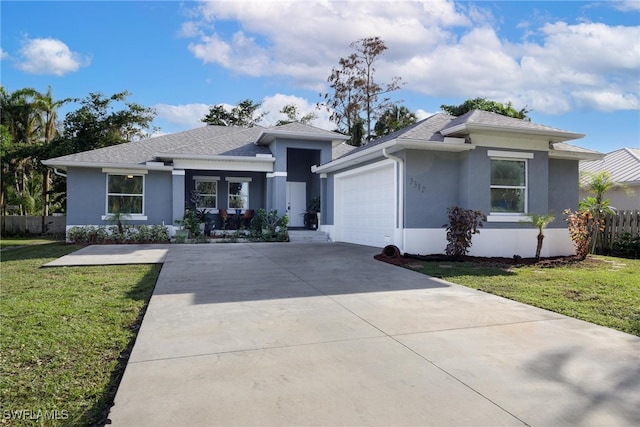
left=530, top=213, right=555, bottom=261
left=0, top=87, right=41, bottom=216
left=579, top=171, right=617, bottom=253
left=0, top=86, right=68, bottom=223
left=33, top=87, right=70, bottom=228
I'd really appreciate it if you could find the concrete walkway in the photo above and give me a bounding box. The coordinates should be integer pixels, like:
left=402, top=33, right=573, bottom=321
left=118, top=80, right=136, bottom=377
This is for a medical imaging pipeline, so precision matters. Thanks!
left=108, top=243, right=640, bottom=426
left=42, top=244, right=169, bottom=267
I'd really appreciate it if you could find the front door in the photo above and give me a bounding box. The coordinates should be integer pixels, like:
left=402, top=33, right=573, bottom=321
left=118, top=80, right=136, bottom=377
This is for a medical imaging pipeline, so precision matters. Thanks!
left=286, top=181, right=306, bottom=227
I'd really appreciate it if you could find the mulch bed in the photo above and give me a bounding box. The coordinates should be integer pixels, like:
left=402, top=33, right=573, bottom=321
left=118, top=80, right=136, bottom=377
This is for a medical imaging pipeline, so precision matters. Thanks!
left=374, top=245, right=585, bottom=268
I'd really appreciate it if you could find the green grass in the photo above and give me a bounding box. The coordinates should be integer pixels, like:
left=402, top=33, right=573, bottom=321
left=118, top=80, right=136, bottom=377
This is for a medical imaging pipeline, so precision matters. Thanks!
left=1, top=237, right=61, bottom=249
left=0, top=242, right=161, bottom=426
left=410, top=255, right=640, bottom=336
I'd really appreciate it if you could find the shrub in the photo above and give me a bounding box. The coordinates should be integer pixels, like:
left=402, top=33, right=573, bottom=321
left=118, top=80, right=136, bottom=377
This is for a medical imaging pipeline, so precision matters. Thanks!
left=150, top=224, right=169, bottom=242
left=67, top=226, right=87, bottom=243
left=444, top=207, right=485, bottom=259
left=564, top=209, right=593, bottom=260
left=66, top=224, right=169, bottom=244
left=249, top=209, right=289, bottom=241
left=612, top=232, right=640, bottom=259
left=181, top=208, right=201, bottom=237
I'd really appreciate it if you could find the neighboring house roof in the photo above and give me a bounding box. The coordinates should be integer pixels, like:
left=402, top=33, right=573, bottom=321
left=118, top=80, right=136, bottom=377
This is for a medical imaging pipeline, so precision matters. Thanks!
left=580, top=148, right=640, bottom=185
left=314, top=110, right=601, bottom=173
left=42, top=123, right=348, bottom=169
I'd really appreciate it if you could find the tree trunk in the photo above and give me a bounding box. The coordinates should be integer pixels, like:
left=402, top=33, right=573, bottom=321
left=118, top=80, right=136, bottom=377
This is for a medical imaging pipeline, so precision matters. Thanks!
left=41, top=168, right=50, bottom=234
left=535, top=233, right=544, bottom=261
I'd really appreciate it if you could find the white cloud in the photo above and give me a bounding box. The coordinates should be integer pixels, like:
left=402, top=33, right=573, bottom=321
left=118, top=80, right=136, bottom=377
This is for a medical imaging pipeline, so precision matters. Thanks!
left=183, top=0, right=640, bottom=114
left=572, top=90, right=639, bottom=111
left=259, top=93, right=334, bottom=130
left=188, top=31, right=270, bottom=77
left=153, top=103, right=211, bottom=128
left=186, top=0, right=471, bottom=87
left=17, top=37, right=90, bottom=76
left=415, top=109, right=435, bottom=121
left=612, top=0, right=640, bottom=12
left=0, top=48, right=8, bottom=60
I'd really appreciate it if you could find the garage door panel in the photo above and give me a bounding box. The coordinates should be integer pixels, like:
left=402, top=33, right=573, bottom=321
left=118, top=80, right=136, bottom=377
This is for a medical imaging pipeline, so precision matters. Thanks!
left=335, top=163, right=395, bottom=248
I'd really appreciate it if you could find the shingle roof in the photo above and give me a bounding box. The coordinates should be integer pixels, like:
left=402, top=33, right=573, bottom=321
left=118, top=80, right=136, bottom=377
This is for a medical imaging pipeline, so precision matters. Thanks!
left=43, top=123, right=348, bottom=167
left=337, top=113, right=456, bottom=159
left=44, top=125, right=248, bottom=166
left=328, top=110, right=597, bottom=165
left=580, top=148, right=640, bottom=184
left=551, top=142, right=600, bottom=155
left=157, top=126, right=270, bottom=158
left=441, top=109, right=578, bottom=135
left=270, top=121, right=345, bottom=138
left=332, top=142, right=358, bottom=159
left=256, top=121, right=350, bottom=145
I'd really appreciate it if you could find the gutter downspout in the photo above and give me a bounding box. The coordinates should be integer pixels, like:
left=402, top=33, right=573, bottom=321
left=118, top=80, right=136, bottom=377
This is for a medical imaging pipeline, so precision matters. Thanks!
left=382, top=148, right=404, bottom=252
left=53, top=168, right=67, bottom=178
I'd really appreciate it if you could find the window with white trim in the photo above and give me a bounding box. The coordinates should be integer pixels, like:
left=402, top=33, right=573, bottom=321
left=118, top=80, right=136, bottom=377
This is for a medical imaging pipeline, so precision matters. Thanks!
left=195, top=179, right=218, bottom=209
left=228, top=180, right=249, bottom=209
left=490, top=159, right=527, bottom=214
left=107, top=174, right=144, bottom=214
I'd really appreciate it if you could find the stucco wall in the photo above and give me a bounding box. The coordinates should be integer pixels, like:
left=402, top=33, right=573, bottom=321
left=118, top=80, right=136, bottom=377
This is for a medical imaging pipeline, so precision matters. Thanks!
left=464, top=146, right=554, bottom=230
left=67, top=167, right=105, bottom=224
left=67, top=167, right=173, bottom=225
left=270, top=139, right=332, bottom=171
left=270, top=139, right=332, bottom=216
left=549, top=158, right=580, bottom=227
left=145, top=171, right=173, bottom=225
left=404, top=150, right=460, bottom=228
left=287, top=148, right=321, bottom=202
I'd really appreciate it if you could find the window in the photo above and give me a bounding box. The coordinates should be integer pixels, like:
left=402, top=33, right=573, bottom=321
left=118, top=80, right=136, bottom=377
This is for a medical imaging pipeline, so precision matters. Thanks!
left=228, top=180, right=249, bottom=209
left=195, top=180, right=217, bottom=209
left=107, top=174, right=144, bottom=214
left=490, top=159, right=527, bottom=214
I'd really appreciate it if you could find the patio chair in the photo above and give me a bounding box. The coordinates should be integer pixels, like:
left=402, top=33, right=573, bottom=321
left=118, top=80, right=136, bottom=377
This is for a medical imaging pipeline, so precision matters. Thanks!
left=219, top=209, right=229, bottom=229
left=241, top=209, right=254, bottom=228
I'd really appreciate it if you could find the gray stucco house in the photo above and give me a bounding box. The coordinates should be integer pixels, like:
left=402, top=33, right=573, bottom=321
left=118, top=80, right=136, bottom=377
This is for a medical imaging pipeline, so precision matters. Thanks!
left=43, top=110, right=602, bottom=257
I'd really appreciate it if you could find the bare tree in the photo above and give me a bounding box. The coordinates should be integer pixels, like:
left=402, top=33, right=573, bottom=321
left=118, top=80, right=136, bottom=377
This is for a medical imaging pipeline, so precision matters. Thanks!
left=320, top=37, right=403, bottom=145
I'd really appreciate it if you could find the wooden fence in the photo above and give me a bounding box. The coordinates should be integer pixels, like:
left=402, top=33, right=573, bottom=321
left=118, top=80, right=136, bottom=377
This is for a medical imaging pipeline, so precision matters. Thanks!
left=1, top=215, right=66, bottom=236
left=597, top=210, right=640, bottom=253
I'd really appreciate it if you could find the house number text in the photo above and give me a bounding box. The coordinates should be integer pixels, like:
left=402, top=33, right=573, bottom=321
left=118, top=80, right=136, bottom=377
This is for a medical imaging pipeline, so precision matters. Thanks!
left=409, top=177, right=426, bottom=193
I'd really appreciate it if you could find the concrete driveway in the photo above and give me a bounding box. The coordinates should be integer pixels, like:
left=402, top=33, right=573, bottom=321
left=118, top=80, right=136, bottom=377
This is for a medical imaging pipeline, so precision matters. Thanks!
left=108, top=243, right=640, bottom=426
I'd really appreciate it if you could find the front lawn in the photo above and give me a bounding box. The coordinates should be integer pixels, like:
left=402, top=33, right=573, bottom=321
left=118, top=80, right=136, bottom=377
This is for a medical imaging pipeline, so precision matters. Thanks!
left=0, top=237, right=60, bottom=249
left=0, top=242, right=160, bottom=426
left=409, top=255, right=640, bottom=336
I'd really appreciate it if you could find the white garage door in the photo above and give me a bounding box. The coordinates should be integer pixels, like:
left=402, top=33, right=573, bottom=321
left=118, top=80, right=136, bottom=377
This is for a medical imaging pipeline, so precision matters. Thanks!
left=334, top=161, right=395, bottom=248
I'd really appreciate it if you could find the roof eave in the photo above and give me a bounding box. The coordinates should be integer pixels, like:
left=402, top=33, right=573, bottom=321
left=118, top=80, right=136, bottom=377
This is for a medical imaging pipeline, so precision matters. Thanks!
left=549, top=151, right=604, bottom=161
left=256, top=129, right=350, bottom=146
left=441, top=123, right=585, bottom=143
left=41, top=159, right=174, bottom=171
left=313, top=140, right=398, bottom=174
left=312, top=138, right=474, bottom=174
left=157, top=153, right=275, bottom=163
left=396, top=138, right=475, bottom=152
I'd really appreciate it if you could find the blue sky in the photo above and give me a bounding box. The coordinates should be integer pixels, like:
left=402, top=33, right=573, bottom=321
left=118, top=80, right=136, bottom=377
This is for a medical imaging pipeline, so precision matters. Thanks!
left=1, top=0, right=639, bottom=153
